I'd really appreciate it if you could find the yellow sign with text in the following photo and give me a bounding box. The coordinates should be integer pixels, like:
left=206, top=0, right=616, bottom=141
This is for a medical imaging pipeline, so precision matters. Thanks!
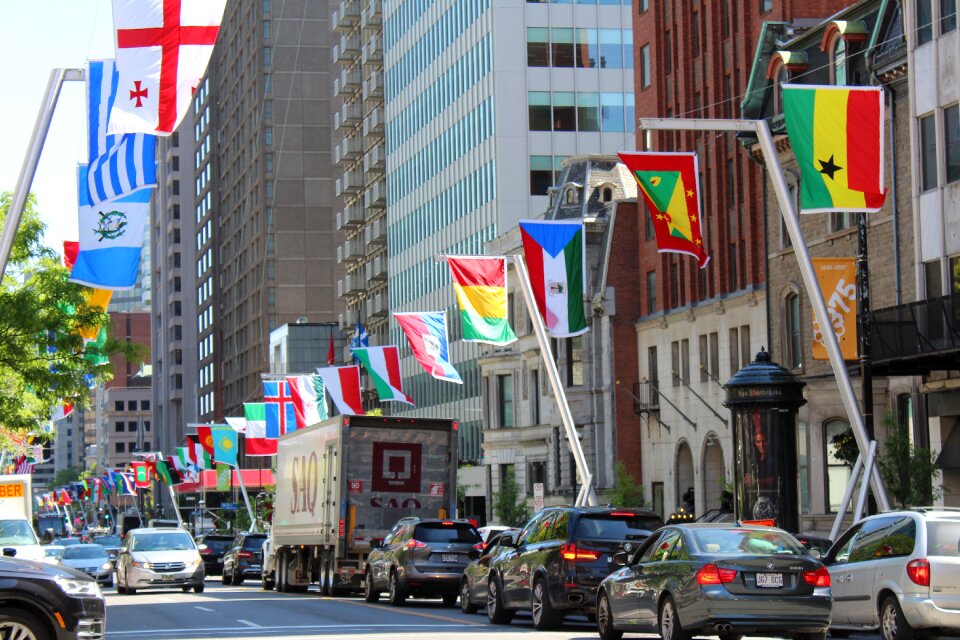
left=812, top=258, right=858, bottom=361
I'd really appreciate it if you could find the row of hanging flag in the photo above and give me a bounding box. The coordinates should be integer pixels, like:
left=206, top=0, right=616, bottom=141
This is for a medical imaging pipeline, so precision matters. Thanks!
left=40, top=472, right=139, bottom=508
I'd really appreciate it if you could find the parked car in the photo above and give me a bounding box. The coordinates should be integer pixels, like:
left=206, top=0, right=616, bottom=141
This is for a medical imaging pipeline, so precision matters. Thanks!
left=795, top=533, right=834, bottom=557
left=364, top=517, right=482, bottom=607
left=221, top=532, right=267, bottom=586
left=92, top=535, right=123, bottom=568
left=477, top=525, right=519, bottom=545
left=52, top=537, right=84, bottom=547
left=823, top=508, right=960, bottom=640
left=59, top=544, right=114, bottom=587
left=459, top=531, right=518, bottom=614
left=42, top=544, right=66, bottom=565
left=486, top=506, right=664, bottom=629
left=115, top=527, right=205, bottom=594
left=260, top=534, right=276, bottom=591
left=594, top=523, right=832, bottom=640
left=195, top=533, right=233, bottom=576
left=0, top=554, right=105, bottom=640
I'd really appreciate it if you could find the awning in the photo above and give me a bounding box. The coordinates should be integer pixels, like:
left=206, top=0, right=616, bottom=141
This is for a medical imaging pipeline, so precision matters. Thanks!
left=173, top=469, right=274, bottom=493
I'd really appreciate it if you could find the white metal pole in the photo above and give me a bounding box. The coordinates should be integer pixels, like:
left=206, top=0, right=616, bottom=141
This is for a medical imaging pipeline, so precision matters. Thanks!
left=637, top=117, right=890, bottom=511
left=1, top=68, right=84, bottom=279
left=854, top=440, right=878, bottom=522
left=511, top=254, right=597, bottom=506
left=234, top=468, right=258, bottom=532
left=829, top=454, right=863, bottom=542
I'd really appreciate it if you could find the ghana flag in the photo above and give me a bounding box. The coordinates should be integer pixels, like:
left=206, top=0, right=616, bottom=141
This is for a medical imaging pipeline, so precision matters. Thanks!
left=618, top=151, right=710, bottom=268
left=782, top=85, right=887, bottom=213
left=447, top=256, right=518, bottom=345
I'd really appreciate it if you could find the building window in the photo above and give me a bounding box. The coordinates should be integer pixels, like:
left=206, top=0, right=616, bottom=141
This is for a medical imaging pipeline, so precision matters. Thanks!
left=798, top=421, right=809, bottom=513
left=640, top=44, right=651, bottom=88
left=825, top=419, right=852, bottom=511
left=920, top=113, right=938, bottom=191
left=946, top=104, right=959, bottom=183
left=527, top=28, right=549, bottom=66
left=114, top=422, right=123, bottom=433
left=646, top=270, right=656, bottom=314
left=671, top=341, right=680, bottom=387
left=529, top=92, right=551, bottom=131
left=692, top=11, right=700, bottom=57
left=566, top=336, right=584, bottom=386
left=552, top=28, right=575, bottom=67
left=680, top=339, right=690, bottom=384
left=699, top=334, right=709, bottom=382
left=760, top=0, right=772, bottom=12
left=648, top=346, right=659, bottom=389
left=670, top=263, right=679, bottom=308
left=577, top=92, right=600, bottom=132
left=531, top=370, right=541, bottom=424
left=530, top=155, right=553, bottom=195
left=832, top=211, right=853, bottom=232
left=918, top=0, right=934, bottom=44
left=576, top=28, right=598, bottom=68
left=709, top=332, right=720, bottom=379
left=925, top=259, right=943, bottom=297
left=598, top=29, right=622, bottom=68
left=529, top=460, right=546, bottom=493
left=729, top=327, right=740, bottom=377
left=786, top=292, right=803, bottom=369
left=740, top=325, right=752, bottom=368
left=943, top=0, right=958, bottom=33
left=115, top=442, right=124, bottom=453
left=498, top=374, right=514, bottom=428
left=553, top=92, right=576, bottom=131
left=833, top=38, right=847, bottom=86
left=727, top=243, right=738, bottom=292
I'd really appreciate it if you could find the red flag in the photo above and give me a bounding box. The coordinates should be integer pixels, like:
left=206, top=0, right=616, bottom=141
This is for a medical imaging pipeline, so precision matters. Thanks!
left=196, top=425, right=216, bottom=456
left=131, top=461, right=151, bottom=488
left=327, top=333, right=336, bottom=365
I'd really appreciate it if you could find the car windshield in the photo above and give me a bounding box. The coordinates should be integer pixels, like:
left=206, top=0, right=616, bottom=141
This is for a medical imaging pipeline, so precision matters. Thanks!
left=44, top=546, right=65, bottom=559
left=693, top=528, right=806, bottom=555
left=242, top=536, right=267, bottom=550
left=926, top=521, right=960, bottom=556
left=131, top=532, right=196, bottom=552
left=63, top=545, right=108, bottom=560
left=575, top=514, right=664, bottom=540
left=0, top=519, right=39, bottom=545
left=202, top=537, right=232, bottom=551
left=414, top=523, right=481, bottom=543
left=93, top=536, right=121, bottom=547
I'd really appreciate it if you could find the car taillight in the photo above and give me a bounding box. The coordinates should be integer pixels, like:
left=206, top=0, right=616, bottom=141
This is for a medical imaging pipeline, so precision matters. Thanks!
left=802, top=566, right=831, bottom=587
left=238, top=551, right=254, bottom=559
left=907, top=559, right=930, bottom=586
left=696, top=563, right=737, bottom=585
left=474, top=542, right=486, bottom=552
left=560, top=543, right=601, bottom=561
left=200, top=548, right=212, bottom=555
left=406, top=539, right=427, bottom=549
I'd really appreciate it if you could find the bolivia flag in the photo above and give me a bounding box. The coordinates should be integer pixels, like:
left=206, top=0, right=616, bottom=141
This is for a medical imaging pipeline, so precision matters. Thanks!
left=243, top=403, right=277, bottom=456
left=447, top=256, right=518, bottom=345
left=519, top=220, right=588, bottom=338
left=618, top=151, right=710, bottom=268
left=316, top=366, right=366, bottom=416
left=782, top=85, right=887, bottom=213
left=394, top=311, right=463, bottom=384
left=351, top=346, right=415, bottom=405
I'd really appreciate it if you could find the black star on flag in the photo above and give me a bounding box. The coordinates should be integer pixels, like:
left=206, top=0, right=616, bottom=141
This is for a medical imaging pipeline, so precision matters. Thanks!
left=818, top=155, right=843, bottom=180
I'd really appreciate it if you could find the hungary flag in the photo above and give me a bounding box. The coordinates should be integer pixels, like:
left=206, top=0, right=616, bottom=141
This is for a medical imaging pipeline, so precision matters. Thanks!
left=351, top=345, right=415, bottom=405
left=519, top=220, right=588, bottom=338
left=782, top=84, right=887, bottom=213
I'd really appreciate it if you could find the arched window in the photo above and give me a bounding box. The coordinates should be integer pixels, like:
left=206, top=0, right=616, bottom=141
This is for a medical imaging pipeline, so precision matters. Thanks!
left=773, top=64, right=789, bottom=115
left=833, top=38, right=847, bottom=86
left=825, top=419, right=853, bottom=511
left=565, top=187, right=579, bottom=204
left=785, top=291, right=802, bottom=369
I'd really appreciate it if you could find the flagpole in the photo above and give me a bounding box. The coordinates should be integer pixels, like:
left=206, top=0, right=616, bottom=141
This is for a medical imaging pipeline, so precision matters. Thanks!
left=234, top=468, right=258, bottom=533
left=637, top=117, right=890, bottom=510
left=511, top=254, right=597, bottom=507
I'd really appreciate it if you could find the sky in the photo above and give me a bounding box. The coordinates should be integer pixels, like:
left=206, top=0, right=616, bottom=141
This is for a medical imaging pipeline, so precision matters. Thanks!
left=0, top=1, right=115, bottom=255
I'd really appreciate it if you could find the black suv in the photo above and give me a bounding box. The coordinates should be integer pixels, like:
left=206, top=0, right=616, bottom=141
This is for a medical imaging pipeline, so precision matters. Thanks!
left=486, top=506, right=664, bottom=629
left=0, top=554, right=106, bottom=640
left=196, top=533, right=233, bottom=576
left=364, top=517, right=482, bottom=606
left=221, top=532, right=267, bottom=586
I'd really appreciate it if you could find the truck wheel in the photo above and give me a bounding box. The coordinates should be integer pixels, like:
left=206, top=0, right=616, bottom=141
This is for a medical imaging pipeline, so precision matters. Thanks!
left=276, top=554, right=286, bottom=593
left=364, top=569, right=380, bottom=602
left=320, top=556, right=331, bottom=597
left=388, top=571, right=406, bottom=606
left=0, top=608, right=45, bottom=640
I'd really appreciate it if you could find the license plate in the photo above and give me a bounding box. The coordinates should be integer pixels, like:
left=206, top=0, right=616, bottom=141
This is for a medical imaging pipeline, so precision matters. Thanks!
left=756, top=573, right=783, bottom=588
left=441, top=554, right=459, bottom=563
left=162, top=573, right=174, bottom=580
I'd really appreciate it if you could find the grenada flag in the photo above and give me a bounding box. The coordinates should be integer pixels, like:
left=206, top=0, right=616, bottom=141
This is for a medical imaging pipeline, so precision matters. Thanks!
left=782, top=85, right=886, bottom=213
left=618, top=151, right=710, bottom=268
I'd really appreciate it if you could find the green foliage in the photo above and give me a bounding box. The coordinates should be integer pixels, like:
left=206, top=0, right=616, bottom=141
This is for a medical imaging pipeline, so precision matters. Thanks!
left=366, top=407, right=383, bottom=416
left=492, top=467, right=530, bottom=527
left=0, top=193, right=143, bottom=434
left=877, top=412, right=943, bottom=509
left=831, top=428, right=860, bottom=467
left=51, top=466, right=82, bottom=487
left=603, top=461, right=645, bottom=507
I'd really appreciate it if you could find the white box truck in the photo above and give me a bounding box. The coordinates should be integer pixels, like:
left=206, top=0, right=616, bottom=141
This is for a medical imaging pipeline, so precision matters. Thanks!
left=0, top=474, right=44, bottom=561
left=266, top=415, right=459, bottom=594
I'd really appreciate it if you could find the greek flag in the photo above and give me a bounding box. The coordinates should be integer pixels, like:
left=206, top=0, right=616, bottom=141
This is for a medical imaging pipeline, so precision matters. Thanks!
left=86, top=59, right=157, bottom=206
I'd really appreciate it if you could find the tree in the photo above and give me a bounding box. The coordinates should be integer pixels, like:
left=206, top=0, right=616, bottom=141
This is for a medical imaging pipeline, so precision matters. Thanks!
left=492, top=467, right=530, bottom=527
left=877, top=412, right=943, bottom=508
left=51, top=466, right=82, bottom=488
left=603, top=461, right=645, bottom=507
left=0, top=193, right=141, bottom=435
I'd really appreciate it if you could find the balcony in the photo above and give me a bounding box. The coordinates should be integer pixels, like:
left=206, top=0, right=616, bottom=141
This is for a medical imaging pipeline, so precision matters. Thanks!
left=339, top=238, right=365, bottom=263
left=364, top=217, right=387, bottom=248
left=339, top=308, right=357, bottom=330
left=361, top=36, right=383, bottom=65
left=871, top=293, right=960, bottom=375
left=365, top=255, right=387, bottom=282
left=361, top=0, right=382, bottom=30
left=362, top=142, right=384, bottom=175
left=337, top=101, right=362, bottom=130
left=632, top=381, right=660, bottom=415
left=336, top=33, right=360, bottom=64
left=339, top=135, right=363, bottom=162
left=336, top=202, right=365, bottom=230
left=335, top=169, right=363, bottom=197
left=366, top=293, right=388, bottom=319
left=334, top=67, right=361, bottom=97
left=364, top=180, right=386, bottom=210
left=362, top=74, right=383, bottom=104
left=342, top=272, right=365, bottom=296
left=334, top=0, right=360, bottom=31
left=363, top=105, right=384, bottom=139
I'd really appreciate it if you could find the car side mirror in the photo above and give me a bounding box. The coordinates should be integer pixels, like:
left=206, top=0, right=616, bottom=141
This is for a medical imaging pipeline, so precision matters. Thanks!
left=612, top=551, right=629, bottom=567
left=370, top=539, right=383, bottom=549
left=808, top=548, right=822, bottom=559
left=499, top=534, right=516, bottom=548
left=2, top=547, right=16, bottom=557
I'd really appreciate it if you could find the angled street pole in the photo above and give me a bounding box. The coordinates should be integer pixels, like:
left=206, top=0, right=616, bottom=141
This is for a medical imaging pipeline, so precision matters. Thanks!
left=1, top=68, right=84, bottom=279
left=638, top=117, right=890, bottom=511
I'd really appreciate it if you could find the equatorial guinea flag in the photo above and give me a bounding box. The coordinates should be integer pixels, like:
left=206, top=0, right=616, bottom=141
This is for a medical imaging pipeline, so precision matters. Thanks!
left=782, top=84, right=887, bottom=213
left=519, top=220, right=588, bottom=338
left=316, top=366, right=366, bottom=416
left=351, top=346, right=415, bottom=405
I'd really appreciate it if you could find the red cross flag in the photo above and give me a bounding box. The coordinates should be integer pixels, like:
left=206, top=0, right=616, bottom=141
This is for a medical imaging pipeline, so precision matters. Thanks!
left=109, top=0, right=227, bottom=135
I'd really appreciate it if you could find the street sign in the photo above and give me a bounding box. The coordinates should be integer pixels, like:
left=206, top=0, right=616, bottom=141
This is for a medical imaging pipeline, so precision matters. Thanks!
left=220, top=502, right=239, bottom=511
left=533, top=483, right=544, bottom=512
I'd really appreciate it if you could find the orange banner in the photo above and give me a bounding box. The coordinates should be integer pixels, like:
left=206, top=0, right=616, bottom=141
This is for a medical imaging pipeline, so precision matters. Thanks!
left=812, top=258, right=858, bottom=361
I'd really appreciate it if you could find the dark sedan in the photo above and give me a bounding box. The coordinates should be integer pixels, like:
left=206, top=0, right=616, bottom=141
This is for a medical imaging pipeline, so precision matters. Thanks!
left=596, top=523, right=832, bottom=640
left=196, top=533, right=233, bottom=576
left=0, top=555, right=105, bottom=640
left=459, top=530, right=518, bottom=614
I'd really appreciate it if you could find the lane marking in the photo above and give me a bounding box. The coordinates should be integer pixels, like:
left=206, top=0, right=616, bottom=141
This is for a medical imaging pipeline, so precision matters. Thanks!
left=105, top=623, right=476, bottom=637
left=335, top=598, right=487, bottom=626
left=194, top=606, right=215, bottom=612
left=236, top=620, right=261, bottom=628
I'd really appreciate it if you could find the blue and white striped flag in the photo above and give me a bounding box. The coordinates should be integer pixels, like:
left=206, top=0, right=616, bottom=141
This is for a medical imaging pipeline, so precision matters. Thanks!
left=86, top=59, right=157, bottom=206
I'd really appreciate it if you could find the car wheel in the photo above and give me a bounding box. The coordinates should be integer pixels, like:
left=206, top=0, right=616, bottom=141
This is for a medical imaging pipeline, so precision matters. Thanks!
left=0, top=607, right=45, bottom=640
left=117, top=584, right=127, bottom=594
left=881, top=595, right=915, bottom=640
left=388, top=570, right=406, bottom=606
left=532, top=577, right=563, bottom=630
left=442, top=593, right=458, bottom=607
left=597, top=591, right=623, bottom=640
left=486, top=576, right=514, bottom=625
left=194, top=584, right=205, bottom=594
left=104, top=577, right=113, bottom=589
left=182, top=586, right=191, bottom=592
left=234, top=567, right=244, bottom=585
left=659, top=596, right=691, bottom=640
left=262, top=572, right=275, bottom=591
left=126, top=586, right=137, bottom=595
left=222, top=568, right=234, bottom=586
left=460, top=578, right=477, bottom=614
left=364, top=569, right=380, bottom=603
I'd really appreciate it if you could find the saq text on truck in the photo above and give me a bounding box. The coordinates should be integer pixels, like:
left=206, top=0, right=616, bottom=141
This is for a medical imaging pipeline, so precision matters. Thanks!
left=266, top=415, right=458, bottom=594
